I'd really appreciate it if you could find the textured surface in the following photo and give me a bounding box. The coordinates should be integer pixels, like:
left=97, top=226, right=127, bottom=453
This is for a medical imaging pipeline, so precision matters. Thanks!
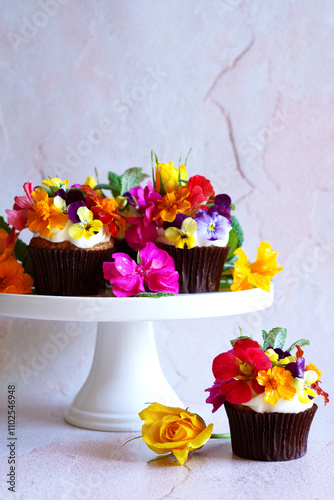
left=1, top=1, right=334, bottom=498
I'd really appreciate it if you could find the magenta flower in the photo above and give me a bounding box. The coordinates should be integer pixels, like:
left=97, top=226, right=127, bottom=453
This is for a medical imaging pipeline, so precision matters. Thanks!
left=125, top=218, right=157, bottom=252
left=103, top=242, right=179, bottom=297
left=6, top=181, right=35, bottom=230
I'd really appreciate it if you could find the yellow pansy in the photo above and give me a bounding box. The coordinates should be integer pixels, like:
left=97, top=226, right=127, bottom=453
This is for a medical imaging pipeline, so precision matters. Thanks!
left=165, top=217, right=197, bottom=249
left=68, top=206, right=103, bottom=240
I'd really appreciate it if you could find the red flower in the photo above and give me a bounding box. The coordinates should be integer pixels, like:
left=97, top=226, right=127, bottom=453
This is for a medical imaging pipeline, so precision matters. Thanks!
left=212, top=338, right=272, bottom=404
left=187, top=175, right=214, bottom=209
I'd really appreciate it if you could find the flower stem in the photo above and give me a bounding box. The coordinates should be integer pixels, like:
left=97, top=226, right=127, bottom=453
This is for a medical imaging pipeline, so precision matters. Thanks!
left=210, top=433, right=230, bottom=439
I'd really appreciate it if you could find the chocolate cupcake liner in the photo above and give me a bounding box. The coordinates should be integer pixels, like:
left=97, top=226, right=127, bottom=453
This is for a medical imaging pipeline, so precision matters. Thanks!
left=158, top=244, right=230, bottom=293
left=28, top=246, right=115, bottom=296
left=224, top=401, right=318, bottom=461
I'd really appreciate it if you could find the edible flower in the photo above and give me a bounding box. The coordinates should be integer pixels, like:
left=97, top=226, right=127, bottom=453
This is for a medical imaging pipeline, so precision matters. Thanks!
left=68, top=206, right=103, bottom=239
left=27, top=188, right=67, bottom=239
left=165, top=217, right=197, bottom=249
left=231, top=241, right=283, bottom=292
left=139, top=403, right=213, bottom=465
left=195, top=207, right=231, bottom=241
left=103, top=242, right=179, bottom=297
left=212, top=338, right=272, bottom=404
left=5, top=181, right=35, bottom=231
left=154, top=161, right=187, bottom=195
left=256, top=366, right=297, bottom=405
left=0, top=228, right=33, bottom=294
left=154, top=186, right=191, bottom=223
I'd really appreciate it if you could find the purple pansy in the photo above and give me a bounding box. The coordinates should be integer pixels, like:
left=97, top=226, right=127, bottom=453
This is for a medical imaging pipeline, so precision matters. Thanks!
left=195, top=207, right=231, bottom=241
left=68, top=200, right=86, bottom=223
left=268, top=347, right=292, bottom=360
left=214, top=194, right=232, bottom=222
left=285, top=357, right=306, bottom=378
left=56, top=188, right=85, bottom=206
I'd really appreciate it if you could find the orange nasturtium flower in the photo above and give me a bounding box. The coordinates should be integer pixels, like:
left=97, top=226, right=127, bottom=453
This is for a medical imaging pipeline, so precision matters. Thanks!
left=0, top=229, right=33, bottom=294
left=139, top=403, right=213, bottom=465
left=231, top=241, right=283, bottom=292
left=256, top=366, right=296, bottom=405
left=154, top=186, right=191, bottom=223
left=154, top=161, right=187, bottom=195
left=27, top=188, right=68, bottom=239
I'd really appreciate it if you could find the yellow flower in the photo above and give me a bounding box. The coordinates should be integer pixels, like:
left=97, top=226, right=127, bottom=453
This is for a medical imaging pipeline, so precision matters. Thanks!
left=83, top=176, right=102, bottom=197
left=154, top=186, right=191, bottom=223
left=292, top=373, right=318, bottom=404
left=165, top=217, right=197, bottom=249
left=264, top=348, right=295, bottom=366
left=231, top=241, right=283, bottom=292
left=155, top=161, right=187, bottom=195
left=256, top=366, right=296, bottom=405
left=68, top=206, right=103, bottom=240
left=42, top=177, right=69, bottom=189
left=139, top=402, right=213, bottom=465
left=27, top=188, right=68, bottom=239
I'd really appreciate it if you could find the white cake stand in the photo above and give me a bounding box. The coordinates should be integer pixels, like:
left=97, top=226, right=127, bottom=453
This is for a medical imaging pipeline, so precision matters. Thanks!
left=0, top=287, right=273, bottom=431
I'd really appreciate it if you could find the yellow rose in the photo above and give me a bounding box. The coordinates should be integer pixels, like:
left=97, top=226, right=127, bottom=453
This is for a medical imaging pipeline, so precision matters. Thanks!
left=139, top=402, right=213, bottom=465
left=155, top=161, right=187, bottom=194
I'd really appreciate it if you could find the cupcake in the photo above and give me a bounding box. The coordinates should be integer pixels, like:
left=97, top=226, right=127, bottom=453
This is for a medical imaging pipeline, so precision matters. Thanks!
left=6, top=177, right=125, bottom=296
left=118, top=153, right=235, bottom=293
left=206, top=328, right=329, bottom=461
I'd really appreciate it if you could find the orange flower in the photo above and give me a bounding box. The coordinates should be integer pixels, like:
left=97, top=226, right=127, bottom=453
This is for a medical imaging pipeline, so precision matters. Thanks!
left=153, top=186, right=191, bottom=223
left=256, top=366, right=296, bottom=405
left=306, top=363, right=322, bottom=379
left=27, top=188, right=67, bottom=239
left=231, top=241, right=283, bottom=292
left=0, top=257, right=33, bottom=294
left=0, top=229, right=16, bottom=262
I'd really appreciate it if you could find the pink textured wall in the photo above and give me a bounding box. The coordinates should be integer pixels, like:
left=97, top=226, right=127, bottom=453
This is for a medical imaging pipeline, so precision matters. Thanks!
left=0, top=0, right=333, bottom=444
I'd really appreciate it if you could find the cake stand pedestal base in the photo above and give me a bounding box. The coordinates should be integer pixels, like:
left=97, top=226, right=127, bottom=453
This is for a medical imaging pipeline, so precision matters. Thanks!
left=65, top=321, right=182, bottom=432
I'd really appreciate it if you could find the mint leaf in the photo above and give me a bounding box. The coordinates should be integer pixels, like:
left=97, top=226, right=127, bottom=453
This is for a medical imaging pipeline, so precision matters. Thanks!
left=263, top=327, right=287, bottom=350
left=120, top=168, right=149, bottom=195
left=287, top=339, right=310, bottom=353
left=135, top=292, right=175, bottom=298
left=262, top=329, right=269, bottom=347
left=108, top=171, right=122, bottom=198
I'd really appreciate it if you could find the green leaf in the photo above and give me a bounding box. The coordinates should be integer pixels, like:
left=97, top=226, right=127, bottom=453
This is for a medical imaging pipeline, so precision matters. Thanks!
left=226, top=230, right=238, bottom=261
left=287, top=339, right=310, bottom=353
left=135, top=292, right=175, bottom=298
left=226, top=215, right=244, bottom=262
left=22, top=252, right=34, bottom=279
left=230, top=335, right=252, bottom=347
left=262, top=329, right=269, bottom=346
left=14, top=238, right=27, bottom=263
left=107, top=171, right=122, bottom=198
left=0, top=216, right=10, bottom=234
left=262, top=327, right=287, bottom=350
left=120, top=168, right=149, bottom=195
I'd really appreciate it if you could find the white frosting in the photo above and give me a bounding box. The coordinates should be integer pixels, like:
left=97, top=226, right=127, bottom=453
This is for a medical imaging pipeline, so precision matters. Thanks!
left=156, top=227, right=231, bottom=247
left=242, top=391, right=314, bottom=414
left=34, top=220, right=112, bottom=249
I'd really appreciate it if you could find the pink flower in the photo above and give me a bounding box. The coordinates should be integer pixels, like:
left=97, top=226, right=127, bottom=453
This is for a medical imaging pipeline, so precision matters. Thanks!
left=5, top=181, right=35, bottom=231
left=125, top=218, right=157, bottom=252
left=103, top=242, right=179, bottom=297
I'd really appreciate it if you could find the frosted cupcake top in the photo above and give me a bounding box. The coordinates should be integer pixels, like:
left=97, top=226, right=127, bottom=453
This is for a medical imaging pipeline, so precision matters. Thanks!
left=206, top=327, right=329, bottom=414
left=5, top=177, right=125, bottom=249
